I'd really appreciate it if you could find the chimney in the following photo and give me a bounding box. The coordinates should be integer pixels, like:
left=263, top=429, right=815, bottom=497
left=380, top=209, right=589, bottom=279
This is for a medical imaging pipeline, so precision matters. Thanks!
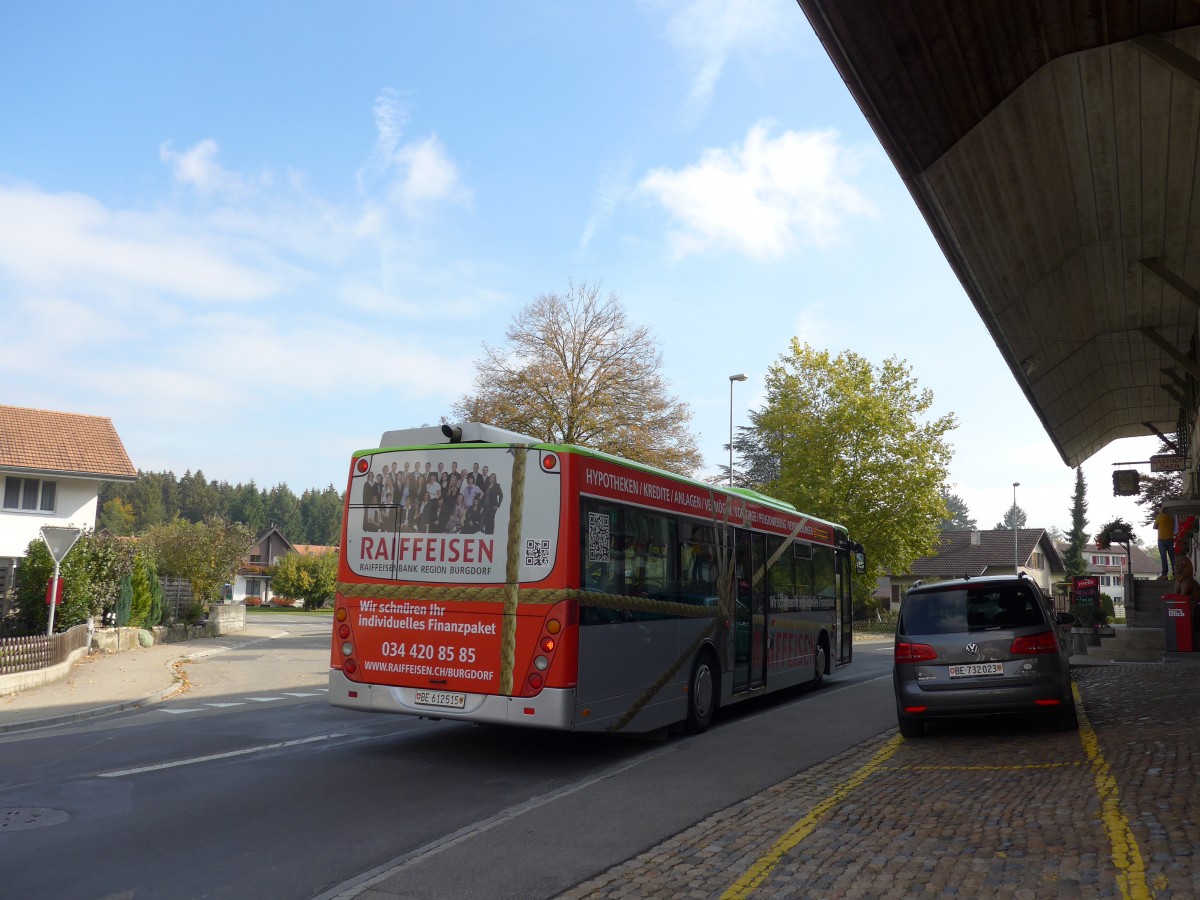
left=970, top=531, right=981, bottom=546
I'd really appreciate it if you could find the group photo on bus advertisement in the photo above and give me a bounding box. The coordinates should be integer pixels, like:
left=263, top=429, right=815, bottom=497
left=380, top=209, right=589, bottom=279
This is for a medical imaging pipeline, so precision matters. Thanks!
left=331, top=423, right=864, bottom=736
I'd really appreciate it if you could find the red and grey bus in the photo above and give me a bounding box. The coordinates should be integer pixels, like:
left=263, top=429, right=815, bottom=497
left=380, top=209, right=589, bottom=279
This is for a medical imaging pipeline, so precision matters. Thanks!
left=329, top=423, right=863, bottom=734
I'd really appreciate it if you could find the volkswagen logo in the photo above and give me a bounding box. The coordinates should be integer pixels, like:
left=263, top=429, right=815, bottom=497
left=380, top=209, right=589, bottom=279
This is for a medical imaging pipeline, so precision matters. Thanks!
left=965, top=643, right=979, bottom=655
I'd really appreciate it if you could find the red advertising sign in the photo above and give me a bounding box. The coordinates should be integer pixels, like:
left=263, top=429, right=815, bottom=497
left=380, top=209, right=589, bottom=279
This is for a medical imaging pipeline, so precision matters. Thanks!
left=577, top=456, right=837, bottom=544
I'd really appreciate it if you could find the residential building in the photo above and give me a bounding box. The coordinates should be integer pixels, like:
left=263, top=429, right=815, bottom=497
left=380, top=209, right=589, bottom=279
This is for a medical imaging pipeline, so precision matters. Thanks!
left=225, top=528, right=334, bottom=605
left=1077, top=541, right=1162, bottom=618
left=0, top=405, right=136, bottom=615
left=876, top=529, right=1067, bottom=611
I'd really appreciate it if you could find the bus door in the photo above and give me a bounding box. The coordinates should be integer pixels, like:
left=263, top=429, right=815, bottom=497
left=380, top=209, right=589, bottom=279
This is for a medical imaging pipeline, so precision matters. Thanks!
left=732, top=530, right=768, bottom=692
left=835, top=550, right=853, bottom=665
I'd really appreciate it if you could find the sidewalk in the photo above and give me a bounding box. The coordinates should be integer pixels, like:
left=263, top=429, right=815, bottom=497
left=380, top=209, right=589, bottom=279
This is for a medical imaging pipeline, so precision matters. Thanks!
left=557, top=656, right=1200, bottom=899
left=0, top=624, right=285, bottom=733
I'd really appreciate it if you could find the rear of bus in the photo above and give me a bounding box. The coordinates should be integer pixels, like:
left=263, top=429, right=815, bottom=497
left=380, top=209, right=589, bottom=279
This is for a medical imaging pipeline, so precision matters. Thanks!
left=329, top=425, right=581, bottom=729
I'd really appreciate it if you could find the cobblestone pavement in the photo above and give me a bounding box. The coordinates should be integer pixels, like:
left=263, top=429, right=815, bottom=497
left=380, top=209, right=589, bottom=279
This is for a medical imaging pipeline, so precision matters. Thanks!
left=559, top=663, right=1200, bottom=899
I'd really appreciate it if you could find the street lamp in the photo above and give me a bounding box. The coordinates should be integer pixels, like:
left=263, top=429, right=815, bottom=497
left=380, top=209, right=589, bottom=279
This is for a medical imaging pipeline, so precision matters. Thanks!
left=729, top=374, right=747, bottom=487
left=1013, top=482, right=1021, bottom=575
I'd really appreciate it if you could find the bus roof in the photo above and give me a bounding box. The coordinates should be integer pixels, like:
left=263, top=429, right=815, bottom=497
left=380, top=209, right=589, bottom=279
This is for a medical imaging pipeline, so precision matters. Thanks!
left=363, top=422, right=848, bottom=537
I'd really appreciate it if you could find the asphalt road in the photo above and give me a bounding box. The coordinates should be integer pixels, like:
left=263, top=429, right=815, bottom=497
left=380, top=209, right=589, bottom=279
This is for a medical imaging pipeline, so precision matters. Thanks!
left=0, top=620, right=895, bottom=900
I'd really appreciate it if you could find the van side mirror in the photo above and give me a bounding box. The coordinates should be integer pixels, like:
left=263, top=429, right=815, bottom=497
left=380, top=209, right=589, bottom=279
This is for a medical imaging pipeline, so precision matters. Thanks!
left=1056, top=611, right=1076, bottom=627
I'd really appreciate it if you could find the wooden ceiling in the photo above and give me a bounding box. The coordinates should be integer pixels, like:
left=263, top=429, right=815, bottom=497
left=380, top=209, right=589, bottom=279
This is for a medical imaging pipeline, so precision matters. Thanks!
left=797, top=1, right=1200, bottom=466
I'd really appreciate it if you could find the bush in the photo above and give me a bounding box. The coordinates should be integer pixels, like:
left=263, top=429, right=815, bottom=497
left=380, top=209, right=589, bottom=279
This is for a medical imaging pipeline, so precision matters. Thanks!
left=183, top=601, right=208, bottom=625
left=115, top=575, right=133, bottom=627
left=244, top=596, right=263, bottom=607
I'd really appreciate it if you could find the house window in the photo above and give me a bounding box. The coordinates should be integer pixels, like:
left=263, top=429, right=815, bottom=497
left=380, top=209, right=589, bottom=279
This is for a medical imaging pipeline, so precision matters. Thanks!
left=1031, top=551, right=1044, bottom=570
left=3, top=477, right=57, bottom=513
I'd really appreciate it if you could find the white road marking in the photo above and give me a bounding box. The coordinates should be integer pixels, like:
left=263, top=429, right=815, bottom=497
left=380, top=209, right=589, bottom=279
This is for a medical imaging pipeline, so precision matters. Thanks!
left=206, top=703, right=246, bottom=708
left=159, top=708, right=207, bottom=714
left=98, top=733, right=346, bottom=778
left=281, top=692, right=321, bottom=697
left=245, top=697, right=284, bottom=702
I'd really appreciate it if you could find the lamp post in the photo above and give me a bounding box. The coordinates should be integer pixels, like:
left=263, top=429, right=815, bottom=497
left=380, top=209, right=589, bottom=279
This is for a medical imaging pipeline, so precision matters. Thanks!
left=728, top=374, right=747, bottom=487
left=1012, top=482, right=1021, bottom=575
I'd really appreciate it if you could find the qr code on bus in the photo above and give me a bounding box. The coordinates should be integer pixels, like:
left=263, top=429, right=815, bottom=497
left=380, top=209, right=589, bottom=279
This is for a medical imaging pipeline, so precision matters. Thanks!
left=525, top=539, right=551, bottom=568
left=588, top=512, right=611, bottom=562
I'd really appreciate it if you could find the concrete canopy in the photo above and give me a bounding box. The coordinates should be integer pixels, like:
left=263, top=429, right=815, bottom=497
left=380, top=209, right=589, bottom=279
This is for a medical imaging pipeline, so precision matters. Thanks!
left=797, top=2, right=1200, bottom=466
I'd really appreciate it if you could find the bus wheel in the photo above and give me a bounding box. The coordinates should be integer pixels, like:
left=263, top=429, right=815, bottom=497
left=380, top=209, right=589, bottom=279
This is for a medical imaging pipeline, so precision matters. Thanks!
left=810, top=640, right=827, bottom=689
left=685, top=650, right=718, bottom=733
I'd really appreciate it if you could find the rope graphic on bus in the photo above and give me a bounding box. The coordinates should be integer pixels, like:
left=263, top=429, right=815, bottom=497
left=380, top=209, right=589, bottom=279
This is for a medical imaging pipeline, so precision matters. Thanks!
left=500, top=446, right=528, bottom=696
left=338, top=485, right=827, bottom=731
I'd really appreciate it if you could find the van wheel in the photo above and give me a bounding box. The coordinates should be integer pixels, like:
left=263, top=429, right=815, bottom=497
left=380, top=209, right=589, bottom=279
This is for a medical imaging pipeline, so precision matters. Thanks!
left=898, top=712, right=926, bottom=738
left=1055, top=703, right=1079, bottom=732
left=685, top=650, right=718, bottom=734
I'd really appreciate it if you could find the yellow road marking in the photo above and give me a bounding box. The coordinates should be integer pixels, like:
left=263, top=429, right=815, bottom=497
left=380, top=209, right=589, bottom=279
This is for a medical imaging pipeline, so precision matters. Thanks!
left=1074, top=682, right=1151, bottom=900
left=887, top=762, right=1083, bottom=771
left=721, top=734, right=904, bottom=899
left=723, top=685, right=1154, bottom=900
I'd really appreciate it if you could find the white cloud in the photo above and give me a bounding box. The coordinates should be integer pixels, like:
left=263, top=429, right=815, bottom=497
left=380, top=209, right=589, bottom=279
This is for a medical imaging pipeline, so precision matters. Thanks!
left=160, top=139, right=264, bottom=198
left=357, top=89, right=410, bottom=191
left=389, top=134, right=472, bottom=215
left=580, top=157, right=635, bottom=250
left=657, top=0, right=792, bottom=122
left=0, top=184, right=279, bottom=300
left=357, top=89, right=472, bottom=218
left=637, top=122, right=877, bottom=259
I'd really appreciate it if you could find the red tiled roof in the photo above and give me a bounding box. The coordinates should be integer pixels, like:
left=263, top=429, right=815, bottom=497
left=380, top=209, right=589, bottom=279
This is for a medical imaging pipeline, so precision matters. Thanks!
left=0, top=405, right=136, bottom=480
left=292, top=544, right=335, bottom=556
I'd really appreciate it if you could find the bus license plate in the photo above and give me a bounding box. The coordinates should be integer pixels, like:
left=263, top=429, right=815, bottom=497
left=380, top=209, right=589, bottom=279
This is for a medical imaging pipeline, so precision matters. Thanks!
left=414, top=690, right=467, bottom=709
left=948, top=663, right=1003, bottom=678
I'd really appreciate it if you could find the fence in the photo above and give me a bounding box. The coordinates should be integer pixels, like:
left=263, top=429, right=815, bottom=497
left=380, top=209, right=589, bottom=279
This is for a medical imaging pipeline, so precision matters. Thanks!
left=0, top=623, right=89, bottom=676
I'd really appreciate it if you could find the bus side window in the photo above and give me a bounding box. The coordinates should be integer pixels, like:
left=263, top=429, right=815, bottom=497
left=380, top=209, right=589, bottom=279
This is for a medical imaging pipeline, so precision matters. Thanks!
left=812, top=545, right=835, bottom=601
left=624, top=509, right=677, bottom=620
left=794, top=544, right=814, bottom=600
left=767, top=536, right=794, bottom=610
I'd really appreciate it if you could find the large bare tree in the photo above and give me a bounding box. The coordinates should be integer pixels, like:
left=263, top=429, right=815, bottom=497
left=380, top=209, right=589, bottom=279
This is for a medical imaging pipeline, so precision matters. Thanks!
left=453, top=281, right=702, bottom=475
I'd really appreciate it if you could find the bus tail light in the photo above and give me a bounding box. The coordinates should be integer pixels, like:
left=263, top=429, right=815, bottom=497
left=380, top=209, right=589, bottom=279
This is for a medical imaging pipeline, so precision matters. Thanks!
left=331, top=593, right=360, bottom=681
left=519, top=599, right=578, bottom=697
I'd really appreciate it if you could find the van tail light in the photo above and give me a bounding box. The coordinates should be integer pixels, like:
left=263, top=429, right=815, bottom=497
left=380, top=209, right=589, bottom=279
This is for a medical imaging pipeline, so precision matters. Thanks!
left=1010, top=630, right=1058, bottom=655
left=895, top=641, right=937, bottom=662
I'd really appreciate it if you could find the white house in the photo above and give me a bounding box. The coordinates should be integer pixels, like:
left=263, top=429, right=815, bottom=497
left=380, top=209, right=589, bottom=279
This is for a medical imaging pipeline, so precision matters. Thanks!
left=0, top=405, right=136, bottom=613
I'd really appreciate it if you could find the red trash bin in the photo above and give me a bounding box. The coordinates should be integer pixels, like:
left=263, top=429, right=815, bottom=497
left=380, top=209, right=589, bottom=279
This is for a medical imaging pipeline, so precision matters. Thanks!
left=1163, top=594, right=1194, bottom=652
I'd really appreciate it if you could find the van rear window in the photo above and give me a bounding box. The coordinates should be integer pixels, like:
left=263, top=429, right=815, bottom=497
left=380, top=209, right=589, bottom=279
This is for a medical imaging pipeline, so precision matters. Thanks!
left=900, top=586, right=1046, bottom=635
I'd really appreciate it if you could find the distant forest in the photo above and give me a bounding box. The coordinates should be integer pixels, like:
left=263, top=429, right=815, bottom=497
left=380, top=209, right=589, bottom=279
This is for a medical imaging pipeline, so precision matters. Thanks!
left=97, top=470, right=344, bottom=546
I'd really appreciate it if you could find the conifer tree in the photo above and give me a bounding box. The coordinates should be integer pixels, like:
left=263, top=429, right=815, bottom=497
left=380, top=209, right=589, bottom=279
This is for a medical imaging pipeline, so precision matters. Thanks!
left=1063, top=467, right=1089, bottom=578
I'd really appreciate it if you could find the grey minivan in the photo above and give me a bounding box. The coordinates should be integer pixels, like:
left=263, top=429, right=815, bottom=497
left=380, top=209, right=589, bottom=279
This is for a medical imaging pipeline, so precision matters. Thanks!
left=893, top=574, right=1077, bottom=738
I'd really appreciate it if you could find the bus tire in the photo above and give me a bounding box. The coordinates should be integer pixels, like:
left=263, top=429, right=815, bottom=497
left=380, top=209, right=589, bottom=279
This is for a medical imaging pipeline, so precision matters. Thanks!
left=810, top=638, right=827, bottom=689
left=685, top=649, right=719, bottom=734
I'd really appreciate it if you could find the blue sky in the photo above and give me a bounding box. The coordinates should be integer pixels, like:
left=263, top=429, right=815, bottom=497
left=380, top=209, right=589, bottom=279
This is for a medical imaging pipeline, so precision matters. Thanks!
left=1, top=1, right=1162, bottom=544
